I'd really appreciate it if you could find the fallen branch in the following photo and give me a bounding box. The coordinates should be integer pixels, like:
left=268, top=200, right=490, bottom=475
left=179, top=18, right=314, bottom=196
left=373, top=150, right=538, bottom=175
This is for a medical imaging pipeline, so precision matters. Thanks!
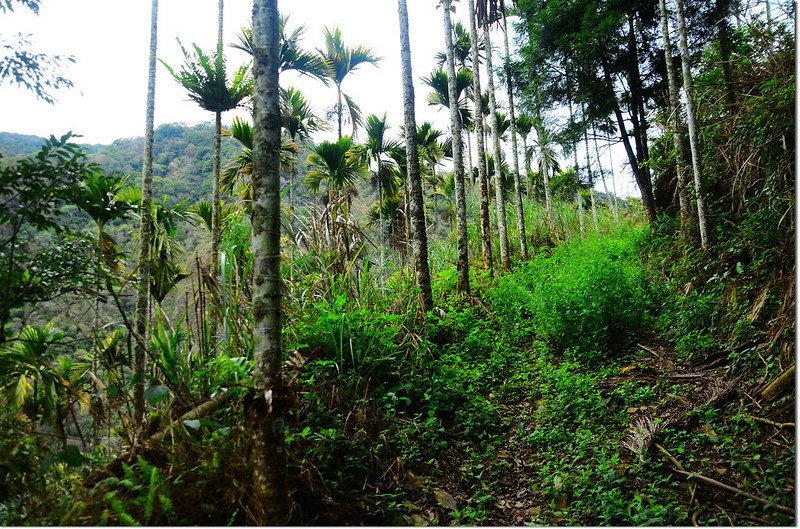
left=759, top=364, right=795, bottom=404
left=85, top=391, right=235, bottom=488
left=149, top=390, right=233, bottom=444
left=673, top=469, right=795, bottom=517
left=636, top=343, right=673, bottom=372
left=747, top=415, right=795, bottom=430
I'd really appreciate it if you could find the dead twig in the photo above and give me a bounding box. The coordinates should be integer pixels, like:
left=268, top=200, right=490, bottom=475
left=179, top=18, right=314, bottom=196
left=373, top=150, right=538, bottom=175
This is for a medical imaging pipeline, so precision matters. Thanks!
left=747, top=415, right=795, bottom=430
left=672, top=469, right=795, bottom=517
left=655, top=444, right=698, bottom=513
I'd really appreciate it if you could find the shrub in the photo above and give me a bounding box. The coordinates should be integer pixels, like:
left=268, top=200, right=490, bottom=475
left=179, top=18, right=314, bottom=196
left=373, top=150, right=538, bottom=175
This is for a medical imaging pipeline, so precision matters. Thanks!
left=489, top=229, right=652, bottom=362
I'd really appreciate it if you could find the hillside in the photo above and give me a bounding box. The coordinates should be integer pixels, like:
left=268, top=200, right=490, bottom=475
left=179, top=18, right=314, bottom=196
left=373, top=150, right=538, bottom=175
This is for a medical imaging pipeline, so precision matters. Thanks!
left=0, top=123, right=310, bottom=206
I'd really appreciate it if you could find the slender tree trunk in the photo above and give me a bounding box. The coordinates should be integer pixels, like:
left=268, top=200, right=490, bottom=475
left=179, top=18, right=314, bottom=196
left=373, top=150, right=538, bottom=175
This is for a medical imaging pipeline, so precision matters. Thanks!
left=566, top=73, right=584, bottom=240
left=602, top=62, right=656, bottom=223
left=542, top=160, right=553, bottom=226
left=592, top=123, right=618, bottom=224
left=465, top=129, right=473, bottom=184
left=716, top=0, right=737, bottom=110
left=211, top=0, right=224, bottom=275
left=521, top=134, right=529, bottom=173
left=535, top=115, right=554, bottom=228
left=217, top=0, right=224, bottom=56
left=464, top=127, right=475, bottom=184
left=502, top=14, right=527, bottom=260
left=484, top=19, right=510, bottom=270
left=584, top=139, right=599, bottom=231
left=579, top=106, right=599, bottom=232
left=399, top=0, right=433, bottom=312
left=631, top=17, right=653, bottom=177
left=467, top=0, right=493, bottom=276
left=764, top=0, right=773, bottom=33
left=133, top=0, right=158, bottom=432
left=659, top=0, right=692, bottom=233
left=404, top=175, right=412, bottom=265
left=432, top=167, right=438, bottom=232
left=606, top=126, right=620, bottom=221
left=249, top=0, right=288, bottom=522
left=212, top=111, right=222, bottom=275
left=442, top=0, right=470, bottom=294
left=337, top=84, right=343, bottom=140
left=377, top=159, right=385, bottom=267
left=676, top=0, right=710, bottom=249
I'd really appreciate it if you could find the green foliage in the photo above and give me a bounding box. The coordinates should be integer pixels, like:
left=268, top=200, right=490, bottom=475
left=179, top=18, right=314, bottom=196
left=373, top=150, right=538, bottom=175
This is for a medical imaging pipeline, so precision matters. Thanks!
left=160, top=41, right=251, bottom=114
left=290, top=295, right=402, bottom=392
left=490, top=229, right=652, bottom=360
left=80, top=457, right=177, bottom=525
left=305, top=136, right=367, bottom=194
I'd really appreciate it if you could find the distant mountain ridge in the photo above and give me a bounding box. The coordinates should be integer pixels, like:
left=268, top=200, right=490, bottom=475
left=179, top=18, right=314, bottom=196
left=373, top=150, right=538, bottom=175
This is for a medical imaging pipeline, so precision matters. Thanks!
left=1, top=123, right=310, bottom=206
left=0, top=124, right=242, bottom=205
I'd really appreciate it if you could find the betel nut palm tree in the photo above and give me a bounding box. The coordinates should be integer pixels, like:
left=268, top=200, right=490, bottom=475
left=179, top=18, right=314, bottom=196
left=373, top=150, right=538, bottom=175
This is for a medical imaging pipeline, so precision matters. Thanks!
left=480, top=1, right=511, bottom=270
left=439, top=0, right=470, bottom=295
left=305, top=136, right=368, bottom=252
left=466, top=0, right=494, bottom=275
left=249, top=0, right=288, bottom=522
left=133, top=0, right=158, bottom=432
left=161, top=37, right=251, bottom=275
left=397, top=0, right=434, bottom=312
left=354, top=113, right=399, bottom=263
left=318, top=26, right=381, bottom=140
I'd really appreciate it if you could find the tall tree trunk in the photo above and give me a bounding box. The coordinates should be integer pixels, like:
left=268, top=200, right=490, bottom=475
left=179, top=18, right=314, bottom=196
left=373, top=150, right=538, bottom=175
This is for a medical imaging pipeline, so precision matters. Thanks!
left=602, top=61, right=656, bottom=223
left=626, top=15, right=656, bottom=223
left=465, top=128, right=473, bottom=184
left=592, top=123, right=618, bottom=224
left=483, top=19, right=511, bottom=270
left=467, top=0, right=493, bottom=276
left=502, top=13, right=528, bottom=260
left=566, top=71, right=584, bottom=240
left=535, top=112, right=554, bottom=228
left=676, top=0, right=710, bottom=249
left=404, top=174, right=411, bottom=265
left=605, top=124, right=620, bottom=221
left=211, top=0, right=224, bottom=275
left=764, top=0, right=773, bottom=33
left=521, top=134, right=529, bottom=173
left=659, top=0, right=691, bottom=233
left=212, top=110, right=222, bottom=275
left=399, top=0, right=434, bottom=312
left=133, top=0, right=158, bottom=431
left=583, top=130, right=599, bottom=231
left=715, top=0, right=737, bottom=110
left=336, top=84, right=343, bottom=140
left=442, top=0, right=470, bottom=294
left=378, top=159, right=384, bottom=267
left=249, top=0, right=288, bottom=522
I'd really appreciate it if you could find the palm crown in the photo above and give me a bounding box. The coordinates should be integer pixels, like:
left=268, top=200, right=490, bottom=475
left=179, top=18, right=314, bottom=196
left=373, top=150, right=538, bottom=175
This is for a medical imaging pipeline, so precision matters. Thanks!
left=233, top=15, right=331, bottom=83
left=318, top=26, right=381, bottom=138
left=305, top=136, right=368, bottom=195
left=161, top=40, right=251, bottom=113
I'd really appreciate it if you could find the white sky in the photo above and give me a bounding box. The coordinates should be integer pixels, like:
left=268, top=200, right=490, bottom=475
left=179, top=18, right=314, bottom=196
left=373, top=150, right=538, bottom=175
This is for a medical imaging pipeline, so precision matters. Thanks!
left=0, top=0, right=638, bottom=196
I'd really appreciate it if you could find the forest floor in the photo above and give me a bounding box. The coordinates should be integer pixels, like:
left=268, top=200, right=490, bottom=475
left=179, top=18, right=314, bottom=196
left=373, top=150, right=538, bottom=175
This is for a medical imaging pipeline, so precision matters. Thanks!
left=383, top=332, right=794, bottom=526
left=276, top=231, right=796, bottom=527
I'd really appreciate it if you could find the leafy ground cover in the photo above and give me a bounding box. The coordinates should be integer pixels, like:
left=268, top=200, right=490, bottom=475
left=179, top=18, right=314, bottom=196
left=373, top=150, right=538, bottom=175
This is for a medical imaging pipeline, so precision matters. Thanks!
left=1, top=224, right=793, bottom=526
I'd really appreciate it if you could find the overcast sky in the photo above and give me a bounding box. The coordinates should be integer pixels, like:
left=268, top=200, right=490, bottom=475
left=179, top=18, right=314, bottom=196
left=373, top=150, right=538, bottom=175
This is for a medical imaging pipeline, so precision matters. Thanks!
left=0, top=0, right=638, bottom=196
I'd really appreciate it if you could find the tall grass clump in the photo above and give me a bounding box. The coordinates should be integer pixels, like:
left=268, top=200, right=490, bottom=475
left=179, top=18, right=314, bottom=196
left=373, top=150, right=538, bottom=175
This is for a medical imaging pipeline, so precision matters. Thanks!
left=488, top=227, right=652, bottom=362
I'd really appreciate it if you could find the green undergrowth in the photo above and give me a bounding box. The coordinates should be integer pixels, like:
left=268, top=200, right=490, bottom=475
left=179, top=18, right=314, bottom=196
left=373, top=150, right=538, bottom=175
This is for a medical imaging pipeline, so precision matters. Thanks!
left=489, top=226, right=653, bottom=357
left=8, top=223, right=792, bottom=526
